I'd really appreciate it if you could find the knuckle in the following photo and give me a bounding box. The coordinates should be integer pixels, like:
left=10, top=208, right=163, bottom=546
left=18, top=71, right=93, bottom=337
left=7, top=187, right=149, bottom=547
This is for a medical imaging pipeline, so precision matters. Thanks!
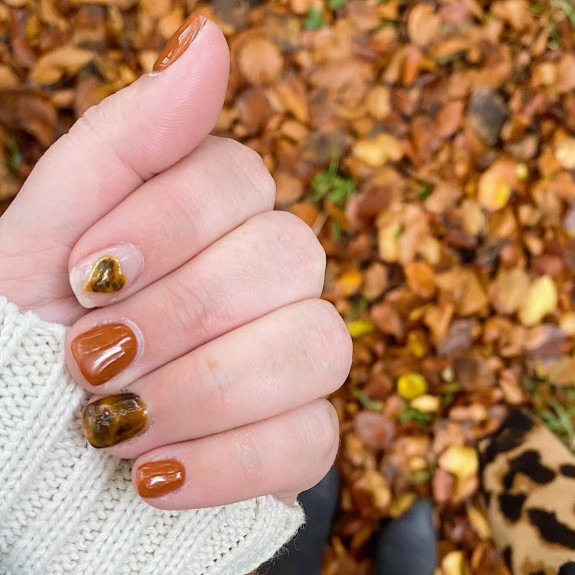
left=235, top=428, right=265, bottom=490
left=66, top=100, right=145, bottom=181
left=162, top=275, right=212, bottom=343
left=223, top=138, right=276, bottom=209
left=304, top=400, right=340, bottom=472
left=187, top=353, right=232, bottom=427
left=264, top=211, right=326, bottom=289
left=296, top=300, right=353, bottom=392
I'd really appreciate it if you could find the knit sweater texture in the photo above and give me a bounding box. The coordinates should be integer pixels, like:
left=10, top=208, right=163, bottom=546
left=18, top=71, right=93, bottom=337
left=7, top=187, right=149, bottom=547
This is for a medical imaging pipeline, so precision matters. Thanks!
left=0, top=296, right=304, bottom=574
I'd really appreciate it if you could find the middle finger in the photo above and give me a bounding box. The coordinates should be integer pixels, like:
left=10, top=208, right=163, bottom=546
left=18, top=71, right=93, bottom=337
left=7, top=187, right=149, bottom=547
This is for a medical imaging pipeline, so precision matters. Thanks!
left=66, top=210, right=326, bottom=392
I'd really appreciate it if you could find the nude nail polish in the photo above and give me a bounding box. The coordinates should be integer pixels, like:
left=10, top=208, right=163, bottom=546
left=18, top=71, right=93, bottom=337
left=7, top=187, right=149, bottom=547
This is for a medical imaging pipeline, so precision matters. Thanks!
left=82, top=393, right=148, bottom=448
left=136, top=460, right=186, bottom=498
left=69, top=244, right=144, bottom=309
left=71, top=323, right=139, bottom=386
left=153, top=13, right=206, bottom=73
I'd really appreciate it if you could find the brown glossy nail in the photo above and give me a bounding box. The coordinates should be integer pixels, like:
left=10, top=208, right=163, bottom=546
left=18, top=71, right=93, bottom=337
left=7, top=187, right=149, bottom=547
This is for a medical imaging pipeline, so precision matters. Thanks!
left=136, top=460, right=186, bottom=498
left=153, top=13, right=206, bottom=73
left=71, top=323, right=138, bottom=386
left=82, top=393, right=148, bottom=448
left=85, top=256, right=126, bottom=293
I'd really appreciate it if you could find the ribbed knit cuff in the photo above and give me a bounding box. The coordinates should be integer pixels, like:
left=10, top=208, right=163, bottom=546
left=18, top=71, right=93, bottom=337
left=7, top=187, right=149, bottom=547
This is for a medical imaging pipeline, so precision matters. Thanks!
left=0, top=296, right=304, bottom=574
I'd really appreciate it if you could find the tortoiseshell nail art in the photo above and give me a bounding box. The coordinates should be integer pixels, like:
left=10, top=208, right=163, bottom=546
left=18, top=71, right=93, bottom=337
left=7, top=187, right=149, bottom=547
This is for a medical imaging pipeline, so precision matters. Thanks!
left=82, top=393, right=148, bottom=448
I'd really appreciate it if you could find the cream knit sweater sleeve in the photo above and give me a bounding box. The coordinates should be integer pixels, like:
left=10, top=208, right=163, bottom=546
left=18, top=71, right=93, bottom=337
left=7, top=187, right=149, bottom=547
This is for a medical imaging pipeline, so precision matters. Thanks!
left=0, top=296, right=304, bottom=575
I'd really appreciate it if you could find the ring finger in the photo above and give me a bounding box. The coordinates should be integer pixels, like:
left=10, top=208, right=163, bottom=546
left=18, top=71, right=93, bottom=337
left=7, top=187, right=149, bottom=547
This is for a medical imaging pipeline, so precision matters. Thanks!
left=66, top=210, right=326, bottom=392
left=80, top=299, right=351, bottom=459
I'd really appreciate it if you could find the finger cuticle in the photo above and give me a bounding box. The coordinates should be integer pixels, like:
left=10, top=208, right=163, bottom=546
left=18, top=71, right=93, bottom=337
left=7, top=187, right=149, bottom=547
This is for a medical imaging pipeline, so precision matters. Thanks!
left=71, top=322, right=139, bottom=386
left=82, top=392, right=149, bottom=448
left=136, top=460, right=186, bottom=498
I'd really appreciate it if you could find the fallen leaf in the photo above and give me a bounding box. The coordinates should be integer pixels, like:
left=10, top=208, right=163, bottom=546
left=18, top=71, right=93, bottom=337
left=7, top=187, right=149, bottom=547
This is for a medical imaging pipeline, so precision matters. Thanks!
left=370, top=301, right=404, bottom=339
left=555, top=138, right=575, bottom=170
left=236, top=35, right=283, bottom=86
left=353, top=411, right=396, bottom=450
left=466, top=88, right=508, bottom=146
left=439, top=445, right=478, bottom=479
left=410, top=394, right=440, bottom=413
left=442, top=550, right=466, bottom=575
left=407, top=3, right=440, bottom=47
left=491, top=267, right=530, bottom=314
left=397, top=372, right=428, bottom=400
left=404, top=261, right=436, bottom=299
left=478, top=160, right=518, bottom=211
left=352, top=133, right=403, bottom=167
left=453, top=353, right=495, bottom=391
left=30, top=46, right=93, bottom=84
left=518, top=275, right=558, bottom=326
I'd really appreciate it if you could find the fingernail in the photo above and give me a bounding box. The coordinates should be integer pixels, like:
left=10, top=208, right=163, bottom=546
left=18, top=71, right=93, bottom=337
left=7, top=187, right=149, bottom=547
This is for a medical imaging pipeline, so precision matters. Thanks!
left=136, top=460, right=186, bottom=498
left=153, top=13, right=206, bottom=73
left=70, top=244, right=144, bottom=308
left=71, top=322, right=139, bottom=386
left=82, top=392, right=148, bottom=448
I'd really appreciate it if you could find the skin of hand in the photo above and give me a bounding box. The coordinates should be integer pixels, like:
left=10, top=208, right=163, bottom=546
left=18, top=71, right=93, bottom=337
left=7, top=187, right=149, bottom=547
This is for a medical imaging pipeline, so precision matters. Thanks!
left=0, top=16, right=352, bottom=509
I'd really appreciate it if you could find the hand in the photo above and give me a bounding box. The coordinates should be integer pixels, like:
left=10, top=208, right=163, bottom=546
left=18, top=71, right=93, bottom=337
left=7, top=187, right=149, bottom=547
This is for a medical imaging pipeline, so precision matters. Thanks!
left=0, top=16, right=352, bottom=509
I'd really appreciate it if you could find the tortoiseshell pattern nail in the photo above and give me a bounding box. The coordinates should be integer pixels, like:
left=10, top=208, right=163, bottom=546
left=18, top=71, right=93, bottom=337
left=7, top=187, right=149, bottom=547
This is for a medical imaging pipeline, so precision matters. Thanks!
left=82, top=393, right=148, bottom=448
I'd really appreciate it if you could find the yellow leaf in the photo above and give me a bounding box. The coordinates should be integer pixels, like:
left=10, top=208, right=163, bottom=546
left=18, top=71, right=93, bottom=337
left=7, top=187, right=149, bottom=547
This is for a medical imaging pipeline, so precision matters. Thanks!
left=407, top=331, right=428, bottom=358
left=555, top=138, right=575, bottom=170
left=410, top=394, right=440, bottom=413
left=347, top=319, right=375, bottom=338
left=397, top=372, right=428, bottom=400
left=336, top=269, right=363, bottom=297
left=467, top=505, right=491, bottom=540
left=388, top=492, right=416, bottom=518
left=439, top=446, right=478, bottom=479
left=478, top=160, right=517, bottom=211
left=560, top=312, right=575, bottom=336
left=441, top=551, right=465, bottom=575
left=378, top=221, right=402, bottom=262
left=363, top=469, right=391, bottom=511
left=352, top=133, right=403, bottom=167
left=518, top=275, right=558, bottom=326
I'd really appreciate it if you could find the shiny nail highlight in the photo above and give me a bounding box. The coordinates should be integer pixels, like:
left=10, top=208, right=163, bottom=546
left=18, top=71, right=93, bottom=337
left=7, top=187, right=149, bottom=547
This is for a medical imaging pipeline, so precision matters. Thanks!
left=136, top=460, right=186, bottom=498
left=82, top=393, right=148, bottom=448
left=153, top=13, right=205, bottom=73
left=85, top=256, right=126, bottom=293
left=71, top=323, right=138, bottom=386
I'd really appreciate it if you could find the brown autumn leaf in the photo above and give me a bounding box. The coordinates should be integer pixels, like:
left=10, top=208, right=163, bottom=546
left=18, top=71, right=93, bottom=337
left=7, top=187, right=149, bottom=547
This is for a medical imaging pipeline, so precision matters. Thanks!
left=453, top=353, right=495, bottom=392
left=17, top=95, right=57, bottom=147
left=407, top=3, right=440, bottom=47
left=491, top=267, right=530, bottom=315
left=353, top=411, right=396, bottom=451
left=274, top=170, right=304, bottom=204
left=236, top=34, right=283, bottom=86
left=477, top=159, right=518, bottom=212
left=235, top=87, right=273, bottom=135
left=404, top=261, right=435, bottom=299
left=370, top=301, right=404, bottom=340
left=7, top=1, right=575, bottom=571
left=30, top=46, right=94, bottom=84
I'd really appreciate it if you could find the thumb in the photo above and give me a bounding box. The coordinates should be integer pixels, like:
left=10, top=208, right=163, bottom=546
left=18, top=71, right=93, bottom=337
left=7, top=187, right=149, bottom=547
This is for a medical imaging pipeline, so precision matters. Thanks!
left=0, top=15, right=229, bottom=320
